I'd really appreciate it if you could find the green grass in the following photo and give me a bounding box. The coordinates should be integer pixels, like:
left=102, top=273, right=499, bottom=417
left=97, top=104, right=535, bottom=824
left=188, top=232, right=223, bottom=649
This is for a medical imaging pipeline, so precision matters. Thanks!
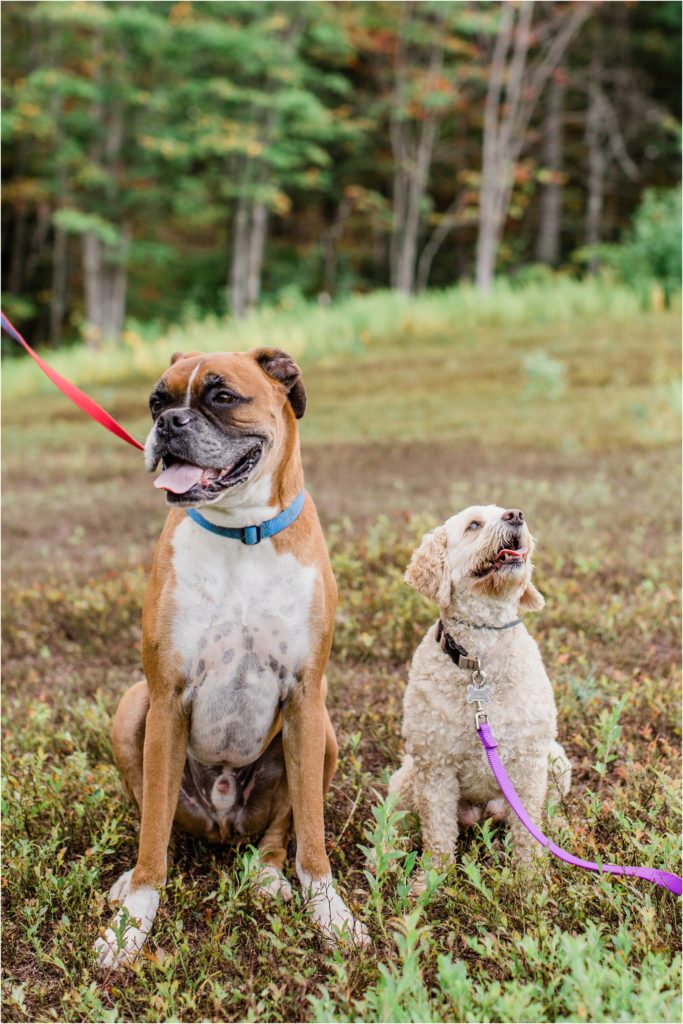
left=2, top=284, right=681, bottom=1022
left=3, top=276, right=674, bottom=399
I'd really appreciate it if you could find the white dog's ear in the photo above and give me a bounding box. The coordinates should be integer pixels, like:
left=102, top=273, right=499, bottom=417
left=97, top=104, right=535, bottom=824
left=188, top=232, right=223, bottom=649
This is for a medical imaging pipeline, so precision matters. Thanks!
left=519, top=582, right=545, bottom=612
left=404, top=527, right=451, bottom=607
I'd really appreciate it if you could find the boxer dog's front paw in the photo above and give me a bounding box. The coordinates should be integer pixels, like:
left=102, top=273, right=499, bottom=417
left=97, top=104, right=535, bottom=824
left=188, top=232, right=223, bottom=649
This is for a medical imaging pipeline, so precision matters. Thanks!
left=299, top=872, right=369, bottom=948
left=94, top=885, right=159, bottom=969
left=107, top=868, right=134, bottom=905
left=254, top=864, right=293, bottom=902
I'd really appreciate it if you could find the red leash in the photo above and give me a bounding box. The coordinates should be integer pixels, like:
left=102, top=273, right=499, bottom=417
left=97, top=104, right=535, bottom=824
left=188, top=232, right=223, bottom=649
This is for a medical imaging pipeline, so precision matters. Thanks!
left=1, top=312, right=144, bottom=452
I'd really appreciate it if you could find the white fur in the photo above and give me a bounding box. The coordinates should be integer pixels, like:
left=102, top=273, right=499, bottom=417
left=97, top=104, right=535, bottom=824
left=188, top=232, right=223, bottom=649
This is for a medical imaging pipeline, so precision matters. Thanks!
left=171, top=515, right=317, bottom=766
left=171, top=510, right=316, bottom=682
left=143, top=423, right=160, bottom=471
left=107, top=868, right=134, bottom=904
left=390, top=504, right=572, bottom=874
left=297, top=863, right=369, bottom=946
left=94, top=883, right=159, bottom=969
left=197, top=470, right=277, bottom=522
left=549, top=739, right=573, bottom=797
left=184, top=362, right=201, bottom=406
left=254, top=864, right=293, bottom=901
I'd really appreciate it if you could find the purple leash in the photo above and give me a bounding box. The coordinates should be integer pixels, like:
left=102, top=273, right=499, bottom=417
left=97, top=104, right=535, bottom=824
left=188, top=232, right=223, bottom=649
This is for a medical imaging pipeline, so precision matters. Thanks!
left=435, top=619, right=681, bottom=897
left=477, top=721, right=682, bottom=896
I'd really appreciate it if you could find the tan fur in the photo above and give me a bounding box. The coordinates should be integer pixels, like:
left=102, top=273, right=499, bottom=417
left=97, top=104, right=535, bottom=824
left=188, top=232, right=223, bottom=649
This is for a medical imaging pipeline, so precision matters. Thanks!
left=390, top=504, right=571, bottom=882
left=404, top=526, right=451, bottom=607
left=100, top=348, right=355, bottom=964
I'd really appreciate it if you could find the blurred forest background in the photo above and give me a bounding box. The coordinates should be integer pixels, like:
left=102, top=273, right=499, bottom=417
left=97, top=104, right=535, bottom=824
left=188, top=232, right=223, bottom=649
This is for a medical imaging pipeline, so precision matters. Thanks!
left=2, top=0, right=681, bottom=350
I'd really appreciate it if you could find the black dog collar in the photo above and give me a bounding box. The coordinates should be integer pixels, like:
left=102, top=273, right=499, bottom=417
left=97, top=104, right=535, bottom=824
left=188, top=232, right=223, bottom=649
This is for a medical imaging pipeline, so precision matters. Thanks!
left=436, top=618, right=521, bottom=671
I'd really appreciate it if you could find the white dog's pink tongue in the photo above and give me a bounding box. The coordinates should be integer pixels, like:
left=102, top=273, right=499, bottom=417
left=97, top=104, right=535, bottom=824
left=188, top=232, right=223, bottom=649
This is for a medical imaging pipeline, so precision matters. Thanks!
left=154, top=462, right=205, bottom=494
left=497, top=547, right=528, bottom=563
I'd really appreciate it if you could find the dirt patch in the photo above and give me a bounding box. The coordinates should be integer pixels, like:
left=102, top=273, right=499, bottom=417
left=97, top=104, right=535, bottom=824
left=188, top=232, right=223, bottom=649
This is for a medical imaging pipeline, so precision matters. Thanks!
left=5, top=437, right=678, bottom=582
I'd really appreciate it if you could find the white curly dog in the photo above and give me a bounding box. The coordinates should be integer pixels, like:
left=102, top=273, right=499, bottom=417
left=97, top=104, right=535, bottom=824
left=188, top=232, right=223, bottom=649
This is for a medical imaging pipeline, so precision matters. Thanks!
left=390, top=504, right=571, bottom=879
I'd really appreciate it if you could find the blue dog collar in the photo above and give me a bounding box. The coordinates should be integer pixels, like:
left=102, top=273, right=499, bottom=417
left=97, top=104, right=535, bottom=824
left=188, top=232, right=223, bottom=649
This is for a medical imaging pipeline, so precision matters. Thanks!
left=186, top=489, right=305, bottom=545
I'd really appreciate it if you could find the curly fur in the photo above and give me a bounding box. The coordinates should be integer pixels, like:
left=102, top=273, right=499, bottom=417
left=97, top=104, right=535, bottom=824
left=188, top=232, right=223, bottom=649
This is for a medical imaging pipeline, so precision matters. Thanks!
left=390, top=504, right=571, bottom=872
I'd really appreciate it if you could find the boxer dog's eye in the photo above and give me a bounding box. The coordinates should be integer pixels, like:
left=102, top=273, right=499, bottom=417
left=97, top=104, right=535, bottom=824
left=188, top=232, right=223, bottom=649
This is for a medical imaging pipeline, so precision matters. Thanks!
left=149, top=395, right=168, bottom=417
left=211, top=390, right=241, bottom=406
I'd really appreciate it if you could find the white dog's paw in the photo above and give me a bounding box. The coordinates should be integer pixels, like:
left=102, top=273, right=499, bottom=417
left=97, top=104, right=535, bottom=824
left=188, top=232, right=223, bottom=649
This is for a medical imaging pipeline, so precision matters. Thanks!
left=107, top=869, right=134, bottom=905
left=549, top=741, right=572, bottom=798
left=94, top=885, right=159, bottom=969
left=299, top=872, right=369, bottom=948
left=254, top=864, right=293, bottom=902
left=409, top=870, right=428, bottom=898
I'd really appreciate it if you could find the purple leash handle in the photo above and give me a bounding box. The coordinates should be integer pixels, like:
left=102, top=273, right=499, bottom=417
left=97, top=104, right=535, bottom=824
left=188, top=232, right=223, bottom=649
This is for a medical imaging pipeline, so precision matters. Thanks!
left=477, top=722, right=682, bottom=896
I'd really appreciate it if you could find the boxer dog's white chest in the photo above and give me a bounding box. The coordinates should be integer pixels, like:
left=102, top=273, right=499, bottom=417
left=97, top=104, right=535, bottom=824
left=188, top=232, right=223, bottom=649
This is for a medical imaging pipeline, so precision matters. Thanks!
left=170, top=516, right=316, bottom=768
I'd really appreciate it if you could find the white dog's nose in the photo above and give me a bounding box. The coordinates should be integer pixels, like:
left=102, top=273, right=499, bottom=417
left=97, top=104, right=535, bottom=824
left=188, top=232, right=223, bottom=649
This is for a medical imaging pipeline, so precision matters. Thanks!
left=502, top=508, right=524, bottom=525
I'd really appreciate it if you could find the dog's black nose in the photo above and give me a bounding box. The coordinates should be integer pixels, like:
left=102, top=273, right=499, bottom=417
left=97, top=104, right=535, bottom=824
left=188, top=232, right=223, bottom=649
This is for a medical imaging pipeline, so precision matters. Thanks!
left=157, top=408, right=194, bottom=435
left=502, top=508, right=524, bottom=525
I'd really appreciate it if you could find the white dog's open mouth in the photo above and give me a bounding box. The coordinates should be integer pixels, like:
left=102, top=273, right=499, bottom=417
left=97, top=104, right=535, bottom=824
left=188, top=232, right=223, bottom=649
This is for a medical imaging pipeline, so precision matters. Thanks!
left=496, top=547, right=528, bottom=565
left=153, top=445, right=262, bottom=505
left=472, top=545, right=528, bottom=577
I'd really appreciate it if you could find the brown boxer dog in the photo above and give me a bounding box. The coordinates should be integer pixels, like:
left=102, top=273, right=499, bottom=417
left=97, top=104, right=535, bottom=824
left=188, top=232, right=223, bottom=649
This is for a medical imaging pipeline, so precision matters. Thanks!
left=94, top=348, right=368, bottom=968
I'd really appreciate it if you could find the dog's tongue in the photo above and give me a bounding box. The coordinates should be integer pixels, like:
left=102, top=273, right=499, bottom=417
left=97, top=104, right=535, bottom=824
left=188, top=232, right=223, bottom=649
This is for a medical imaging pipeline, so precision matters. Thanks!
left=496, top=547, right=528, bottom=563
left=154, top=462, right=205, bottom=494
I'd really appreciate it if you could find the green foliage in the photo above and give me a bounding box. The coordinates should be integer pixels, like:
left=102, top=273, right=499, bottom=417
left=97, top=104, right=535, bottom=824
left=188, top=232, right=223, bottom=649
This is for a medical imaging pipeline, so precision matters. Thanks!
left=588, top=189, right=683, bottom=306
left=311, top=913, right=681, bottom=1023
left=331, top=515, right=436, bottom=664
left=52, top=210, right=123, bottom=248
left=521, top=350, right=567, bottom=399
left=2, top=1, right=681, bottom=339
left=2, top=0, right=361, bottom=330
left=1, top=276, right=668, bottom=398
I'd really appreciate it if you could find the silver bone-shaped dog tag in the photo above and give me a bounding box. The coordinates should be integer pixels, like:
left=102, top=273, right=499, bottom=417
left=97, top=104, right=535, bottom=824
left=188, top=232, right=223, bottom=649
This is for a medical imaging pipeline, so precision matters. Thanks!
left=466, top=682, right=491, bottom=705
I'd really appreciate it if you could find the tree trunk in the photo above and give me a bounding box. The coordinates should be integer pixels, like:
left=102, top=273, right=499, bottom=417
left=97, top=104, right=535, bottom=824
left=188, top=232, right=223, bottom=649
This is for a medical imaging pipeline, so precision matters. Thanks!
left=475, top=2, right=526, bottom=292
left=415, top=192, right=465, bottom=292
left=8, top=208, right=27, bottom=295
left=7, top=136, right=31, bottom=295
left=322, top=198, right=351, bottom=297
left=389, top=4, right=445, bottom=295
left=229, top=196, right=250, bottom=319
left=24, top=202, right=52, bottom=284
left=474, top=210, right=500, bottom=292
left=394, top=107, right=440, bottom=294
left=585, top=78, right=606, bottom=273
left=50, top=225, right=68, bottom=345
left=78, top=33, right=130, bottom=345
left=82, top=227, right=129, bottom=346
left=536, top=70, right=566, bottom=266
left=475, top=2, right=590, bottom=291
left=246, top=200, right=268, bottom=313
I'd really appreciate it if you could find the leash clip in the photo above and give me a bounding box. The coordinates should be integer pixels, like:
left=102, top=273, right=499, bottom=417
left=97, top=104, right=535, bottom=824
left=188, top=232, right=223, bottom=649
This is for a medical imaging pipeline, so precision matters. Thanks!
left=474, top=708, right=489, bottom=729
left=468, top=667, right=491, bottom=729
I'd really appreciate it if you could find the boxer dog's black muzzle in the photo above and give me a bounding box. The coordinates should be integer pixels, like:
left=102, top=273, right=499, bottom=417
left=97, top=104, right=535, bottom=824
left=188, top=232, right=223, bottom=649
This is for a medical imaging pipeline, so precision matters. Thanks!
left=145, top=405, right=268, bottom=507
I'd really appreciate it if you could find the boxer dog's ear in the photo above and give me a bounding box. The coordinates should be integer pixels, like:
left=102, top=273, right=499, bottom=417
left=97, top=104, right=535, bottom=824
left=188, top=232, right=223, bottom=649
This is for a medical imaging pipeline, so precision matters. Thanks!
left=170, top=350, right=203, bottom=365
left=404, top=526, right=451, bottom=607
left=252, top=348, right=307, bottom=419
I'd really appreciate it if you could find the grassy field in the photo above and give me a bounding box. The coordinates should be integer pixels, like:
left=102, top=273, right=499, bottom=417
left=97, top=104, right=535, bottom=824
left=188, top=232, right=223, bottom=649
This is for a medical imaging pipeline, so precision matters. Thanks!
left=2, top=284, right=681, bottom=1022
